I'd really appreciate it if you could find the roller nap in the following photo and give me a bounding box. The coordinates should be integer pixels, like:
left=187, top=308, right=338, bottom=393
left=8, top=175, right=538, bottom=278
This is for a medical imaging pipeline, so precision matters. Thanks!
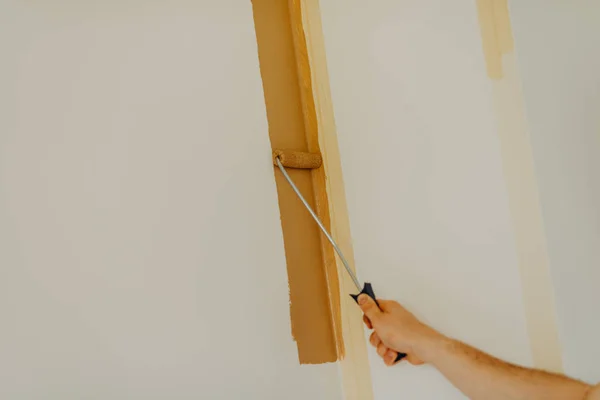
left=273, top=149, right=322, bottom=169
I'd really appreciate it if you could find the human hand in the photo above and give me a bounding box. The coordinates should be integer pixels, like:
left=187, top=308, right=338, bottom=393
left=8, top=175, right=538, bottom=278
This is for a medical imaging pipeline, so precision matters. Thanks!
left=358, top=294, right=441, bottom=366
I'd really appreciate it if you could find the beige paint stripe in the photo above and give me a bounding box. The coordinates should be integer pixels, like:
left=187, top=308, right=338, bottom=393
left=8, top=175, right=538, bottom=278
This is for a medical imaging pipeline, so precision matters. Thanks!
left=298, top=0, right=374, bottom=398
left=492, top=59, right=563, bottom=371
left=476, top=0, right=563, bottom=371
left=289, top=0, right=346, bottom=361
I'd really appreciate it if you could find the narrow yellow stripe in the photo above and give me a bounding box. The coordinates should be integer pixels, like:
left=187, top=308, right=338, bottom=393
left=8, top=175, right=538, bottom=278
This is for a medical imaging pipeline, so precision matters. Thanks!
left=492, top=0, right=515, bottom=54
left=476, top=0, right=514, bottom=80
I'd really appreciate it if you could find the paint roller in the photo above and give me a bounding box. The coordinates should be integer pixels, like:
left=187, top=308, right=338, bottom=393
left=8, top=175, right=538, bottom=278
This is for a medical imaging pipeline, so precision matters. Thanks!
left=273, top=149, right=407, bottom=363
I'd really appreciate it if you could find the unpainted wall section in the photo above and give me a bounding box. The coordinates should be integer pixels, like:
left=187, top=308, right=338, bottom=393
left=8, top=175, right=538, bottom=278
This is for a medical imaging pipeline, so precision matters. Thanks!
left=0, top=2, right=341, bottom=398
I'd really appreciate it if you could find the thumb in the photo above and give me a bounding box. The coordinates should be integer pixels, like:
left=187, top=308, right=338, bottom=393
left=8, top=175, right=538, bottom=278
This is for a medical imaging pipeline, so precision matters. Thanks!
left=357, top=294, right=382, bottom=321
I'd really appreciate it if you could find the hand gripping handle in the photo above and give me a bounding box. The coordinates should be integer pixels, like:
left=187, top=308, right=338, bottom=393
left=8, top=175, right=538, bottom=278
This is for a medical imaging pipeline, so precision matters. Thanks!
left=351, top=283, right=407, bottom=363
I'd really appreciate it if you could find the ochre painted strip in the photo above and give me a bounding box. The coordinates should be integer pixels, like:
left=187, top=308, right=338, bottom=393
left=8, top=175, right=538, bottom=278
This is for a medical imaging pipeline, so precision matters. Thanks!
left=252, top=0, right=342, bottom=364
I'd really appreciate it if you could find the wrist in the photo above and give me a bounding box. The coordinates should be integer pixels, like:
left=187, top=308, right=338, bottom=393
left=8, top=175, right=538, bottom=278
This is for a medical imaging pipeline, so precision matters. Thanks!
left=412, top=327, right=449, bottom=363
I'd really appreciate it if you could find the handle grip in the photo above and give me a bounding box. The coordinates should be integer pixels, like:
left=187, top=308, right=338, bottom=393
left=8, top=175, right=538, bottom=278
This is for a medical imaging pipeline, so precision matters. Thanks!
left=351, top=283, right=407, bottom=364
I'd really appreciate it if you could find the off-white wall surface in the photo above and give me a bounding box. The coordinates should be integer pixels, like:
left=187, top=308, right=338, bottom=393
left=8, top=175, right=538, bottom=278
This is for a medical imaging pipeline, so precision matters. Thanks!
left=510, top=1, right=600, bottom=383
left=319, top=1, right=532, bottom=398
left=0, top=2, right=341, bottom=399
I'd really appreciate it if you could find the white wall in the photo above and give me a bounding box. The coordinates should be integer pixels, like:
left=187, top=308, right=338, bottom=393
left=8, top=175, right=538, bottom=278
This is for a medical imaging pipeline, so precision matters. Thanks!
left=509, top=0, right=600, bottom=383
left=319, top=1, right=533, bottom=398
left=0, top=2, right=341, bottom=399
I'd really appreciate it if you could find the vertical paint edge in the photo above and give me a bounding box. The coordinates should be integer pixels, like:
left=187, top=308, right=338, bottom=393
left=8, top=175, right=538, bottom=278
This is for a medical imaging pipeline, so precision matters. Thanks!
left=295, top=0, right=375, bottom=398
left=477, top=0, right=563, bottom=371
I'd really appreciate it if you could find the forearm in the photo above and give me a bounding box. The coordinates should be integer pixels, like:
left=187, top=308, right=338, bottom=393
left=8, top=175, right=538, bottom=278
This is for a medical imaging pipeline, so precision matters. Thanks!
left=420, top=335, right=591, bottom=400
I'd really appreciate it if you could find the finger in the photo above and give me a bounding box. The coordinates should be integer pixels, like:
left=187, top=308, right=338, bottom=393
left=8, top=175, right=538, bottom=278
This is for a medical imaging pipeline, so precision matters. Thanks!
left=369, top=331, right=381, bottom=348
left=376, top=342, right=388, bottom=357
left=357, top=294, right=382, bottom=322
left=383, top=349, right=399, bottom=366
left=362, top=315, right=373, bottom=329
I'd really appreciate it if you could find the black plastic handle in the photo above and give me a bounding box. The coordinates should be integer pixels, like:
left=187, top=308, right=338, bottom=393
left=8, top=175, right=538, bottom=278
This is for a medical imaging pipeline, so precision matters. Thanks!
left=351, top=282, right=407, bottom=363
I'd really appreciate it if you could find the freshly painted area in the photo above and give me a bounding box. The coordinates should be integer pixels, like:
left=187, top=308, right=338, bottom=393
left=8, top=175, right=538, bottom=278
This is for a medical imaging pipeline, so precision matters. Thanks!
left=509, top=0, right=600, bottom=382
left=0, top=1, right=341, bottom=398
left=319, top=0, right=533, bottom=398
left=252, top=0, right=343, bottom=364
